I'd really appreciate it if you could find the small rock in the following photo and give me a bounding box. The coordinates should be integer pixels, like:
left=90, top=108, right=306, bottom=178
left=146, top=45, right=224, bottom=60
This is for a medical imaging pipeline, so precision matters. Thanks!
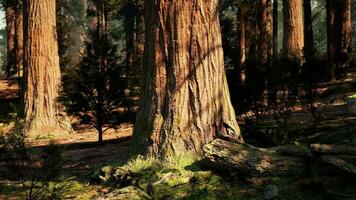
left=264, top=184, right=279, bottom=200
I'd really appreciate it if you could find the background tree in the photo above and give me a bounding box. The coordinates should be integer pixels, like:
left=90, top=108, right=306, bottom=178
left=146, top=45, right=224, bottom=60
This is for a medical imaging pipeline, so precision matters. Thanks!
left=282, top=0, right=304, bottom=60
left=303, top=0, right=314, bottom=59
left=130, top=0, right=243, bottom=157
left=22, top=0, right=72, bottom=137
left=61, top=30, right=121, bottom=145
left=326, top=0, right=352, bottom=81
left=5, top=0, right=15, bottom=76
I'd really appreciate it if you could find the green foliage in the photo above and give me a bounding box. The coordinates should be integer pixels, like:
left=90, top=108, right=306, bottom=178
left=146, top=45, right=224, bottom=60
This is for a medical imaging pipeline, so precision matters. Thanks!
left=1, top=128, right=72, bottom=199
left=60, top=28, right=122, bottom=142
left=93, top=154, right=246, bottom=200
left=29, top=178, right=82, bottom=200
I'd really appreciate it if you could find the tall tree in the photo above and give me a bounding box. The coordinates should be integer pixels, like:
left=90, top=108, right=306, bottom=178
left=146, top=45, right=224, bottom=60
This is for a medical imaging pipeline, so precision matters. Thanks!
left=326, top=0, right=352, bottom=81
left=336, top=0, right=352, bottom=66
left=326, top=0, right=336, bottom=80
left=22, top=0, right=72, bottom=137
left=272, top=0, right=278, bottom=60
left=5, top=0, right=16, bottom=76
left=257, top=0, right=273, bottom=63
left=130, top=0, right=243, bottom=157
left=237, top=2, right=247, bottom=66
left=15, top=1, right=23, bottom=77
left=282, top=0, right=304, bottom=59
left=303, top=0, right=314, bottom=59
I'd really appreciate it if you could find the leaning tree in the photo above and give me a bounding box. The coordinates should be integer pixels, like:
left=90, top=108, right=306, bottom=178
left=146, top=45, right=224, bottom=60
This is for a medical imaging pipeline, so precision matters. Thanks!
left=130, top=0, right=243, bottom=157
left=22, top=0, right=72, bottom=137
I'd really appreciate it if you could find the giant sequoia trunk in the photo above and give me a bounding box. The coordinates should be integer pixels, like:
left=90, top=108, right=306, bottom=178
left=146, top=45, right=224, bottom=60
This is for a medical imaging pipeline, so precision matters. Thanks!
left=130, top=0, right=243, bottom=157
left=5, top=1, right=16, bottom=76
left=282, top=0, right=304, bottom=60
left=22, top=0, right=72, bottom=137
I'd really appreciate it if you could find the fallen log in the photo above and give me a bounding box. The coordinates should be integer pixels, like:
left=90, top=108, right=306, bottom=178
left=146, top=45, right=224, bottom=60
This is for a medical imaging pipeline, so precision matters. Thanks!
left=203, top=139, right=356, bottom=177
left=320, top=156, right=356, bottom=176
left=310, top=144, right=356, bottom=155
left=203, top=139, right=308, bottom=176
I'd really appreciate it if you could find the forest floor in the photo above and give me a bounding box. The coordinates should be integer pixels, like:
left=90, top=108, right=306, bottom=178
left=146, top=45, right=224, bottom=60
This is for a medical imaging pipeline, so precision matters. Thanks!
left=0, top=74, right=355, bottom=199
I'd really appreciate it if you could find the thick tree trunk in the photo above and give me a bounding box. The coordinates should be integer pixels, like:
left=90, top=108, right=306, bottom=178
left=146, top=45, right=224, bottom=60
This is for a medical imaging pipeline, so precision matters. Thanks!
left=130, top=0, right=243, bottom=157
left=5, top=1, right=16, bottom=77
left=272, top=0, right=278, bottom=60
left=282, top=0, right=304, bottom=60
left=326, top=0, right=336, bottom=81
left=257, top=0, right=272, bottom=64
left=303, top=0, right=314, bottom=59
left=22, top=0, right=72, bottom=137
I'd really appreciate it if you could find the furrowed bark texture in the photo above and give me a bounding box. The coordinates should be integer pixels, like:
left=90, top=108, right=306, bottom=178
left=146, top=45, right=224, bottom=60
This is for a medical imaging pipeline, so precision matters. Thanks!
left=282, top=0, right=304, bottom=59
left=257, top=0, right=272, bottom=64
left=23, top=0, right=72, bottom=137
left=203, top=139, right=306, bottom=176
left=15, top=4, right=23, bottom=77
left=203, top=139, right=356, bottom=177
left=131, top=0, right=243, bottom=157
left=5, top=1, right=16, bottom=76
left=337, top=0, right=352, bottom=65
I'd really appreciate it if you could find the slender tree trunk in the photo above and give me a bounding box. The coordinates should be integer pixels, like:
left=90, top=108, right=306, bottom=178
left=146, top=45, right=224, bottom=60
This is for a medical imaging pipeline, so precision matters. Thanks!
left=282, top=0, right=304, bottom=60
left=237, top=3, right=246, bottom=66
left=15, top=3, right=24, bottom=77
left=326, top=0, right=336, bottom=81
left=247, top=2, right=258, bottom=62
left=337, top=0, right=352, bottom=66
left=272, top=0, right=278, bottom=60
left=5, top=1, right=16, bottom=76
left=257, top=0, right=273, bottom=64
left=134, top=0, right=144, bottom=72
left=22, top=0, right=72, bottom=137
left=303, top=0, right=314, bottom=59
left=130, top=0, right=243, bottom=157
left=124, top=3, right=135, bottom=74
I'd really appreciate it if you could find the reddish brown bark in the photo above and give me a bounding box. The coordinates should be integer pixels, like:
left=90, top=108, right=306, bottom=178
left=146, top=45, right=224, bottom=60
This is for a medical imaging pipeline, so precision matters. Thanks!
left=272, top=0, right=278, bottom=60
left=326, top=0, right=351, bottom=81
left=282, top=0, right=304, bottom=60
left=22, top=0, right=72, bottom=137
left=15, top=3, right=23, bottom=77
left=130, top=0, right=243, bottom=157
left=5, top=1, right=16, bottom=76
left=257, top=0, right=273, bottom=64
left=326, top=0, right=336, bottom=81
